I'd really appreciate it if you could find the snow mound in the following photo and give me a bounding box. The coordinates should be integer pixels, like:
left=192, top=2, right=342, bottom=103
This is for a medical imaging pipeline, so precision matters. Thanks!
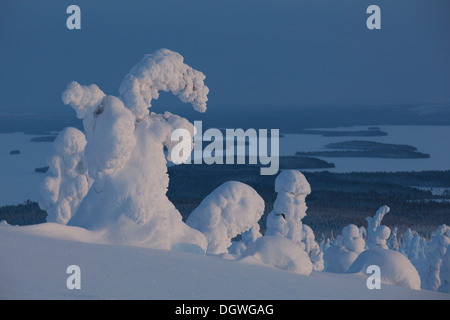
left=186, top=181, right=264, bottom=254
left=347, top=248, right=421, bottom=290
left=241, top=236, right=313, bottom=275
left=104, top=215, right=207, bottom=255
left=324, top=246, right=360, bottom=273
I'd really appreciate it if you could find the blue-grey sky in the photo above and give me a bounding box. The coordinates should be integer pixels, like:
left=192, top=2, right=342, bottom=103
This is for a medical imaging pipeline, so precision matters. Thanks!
left=0, top=0, right=449, bottom=116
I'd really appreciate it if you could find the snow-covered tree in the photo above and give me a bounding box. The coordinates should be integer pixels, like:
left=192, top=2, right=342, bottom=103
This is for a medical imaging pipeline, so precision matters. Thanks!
left=265, top=170, right=323, bottom=270
left=423, top=224, right=450, bottom=291
left=39, top=127, right=91, bottom=224
left=438, top=245, right=450, bottom=293
left=186, top=181, right=264, bottom=255
left=409, top=233, right=427, bottom=262
left=400, top=228, right=414, bottom=256
left=323, top=224, right=365, bottom=273
left=387, top=226, right=400, bottom=251
left=41, top=49, right=212, bottom=252
left=365, top=205, right=391, bottom=249
left=302, top=224, right=324, bottom=271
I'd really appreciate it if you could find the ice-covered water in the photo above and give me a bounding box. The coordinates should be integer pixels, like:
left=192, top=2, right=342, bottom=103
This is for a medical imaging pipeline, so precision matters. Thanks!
left=280, top=125, right=450, bottom=173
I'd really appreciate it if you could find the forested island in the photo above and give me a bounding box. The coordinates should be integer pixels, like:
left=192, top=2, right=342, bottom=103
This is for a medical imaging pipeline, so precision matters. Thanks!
left=296, top=140, right=430, bottom=159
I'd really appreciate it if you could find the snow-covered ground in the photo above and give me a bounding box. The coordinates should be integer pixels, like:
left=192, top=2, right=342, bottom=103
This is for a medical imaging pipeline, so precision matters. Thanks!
left=0, top=222, right=447, bottom=300
left=1, top=125, right=450, bottom=206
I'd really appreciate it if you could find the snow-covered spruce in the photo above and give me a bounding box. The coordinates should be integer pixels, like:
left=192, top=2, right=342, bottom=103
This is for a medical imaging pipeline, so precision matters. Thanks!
left=186, top=181, right=264, bottom=255
left=423, top=224, right=450, bottom=291
left=39, top=127, right=91, bottom=225
left=439, top=243, right=450, bottom=293
left=265, top=170, right=324, bottom=270
left=44, top=49, right=212, bottom=253
left=323, top=224, right=365, bottom=273
left=335, top=206, right=423, bottom=290
left=365, top=205, right=391, bottom=250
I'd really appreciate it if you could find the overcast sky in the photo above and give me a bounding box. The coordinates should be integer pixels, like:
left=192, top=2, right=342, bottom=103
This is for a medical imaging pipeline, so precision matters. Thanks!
left=0, top=0, right=449, bottom=116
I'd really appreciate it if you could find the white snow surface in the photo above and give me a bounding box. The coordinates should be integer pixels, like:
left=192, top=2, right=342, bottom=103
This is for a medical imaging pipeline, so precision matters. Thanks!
left=347, top=248, right=422, bottom=290
left=241, top=236, right=313, bottom=276
left=1, top=222, right=448, bottom=300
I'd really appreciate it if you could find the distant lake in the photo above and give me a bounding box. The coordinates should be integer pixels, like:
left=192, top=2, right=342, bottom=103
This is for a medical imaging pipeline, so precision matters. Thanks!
left=0, top=125, right=450, bottom=206
left=280, top=125, right=450, bottom=172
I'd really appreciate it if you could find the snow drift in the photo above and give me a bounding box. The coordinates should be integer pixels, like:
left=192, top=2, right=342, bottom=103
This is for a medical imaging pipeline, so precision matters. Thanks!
left=347, top=248, right=421, bottom=290
left=2, top=222, right=447, bottom=300
left=241, top=236, right=313, bottom=276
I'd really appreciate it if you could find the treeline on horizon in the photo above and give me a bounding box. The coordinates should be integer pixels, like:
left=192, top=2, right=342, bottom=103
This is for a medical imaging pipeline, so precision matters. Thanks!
left=2, top=103, right=450, bottom=134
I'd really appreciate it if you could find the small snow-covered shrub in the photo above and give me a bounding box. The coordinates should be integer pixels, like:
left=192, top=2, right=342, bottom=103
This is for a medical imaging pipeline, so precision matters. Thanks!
left=324, top=224, right=365, bottom=273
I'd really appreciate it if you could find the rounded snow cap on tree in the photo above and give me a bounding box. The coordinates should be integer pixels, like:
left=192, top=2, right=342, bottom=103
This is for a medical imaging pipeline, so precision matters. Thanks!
left=275, top=170, right=311, bottom=195
left=53, top=127, right=87, bottom=157
left=342, top=224, right=365, bottom=253
left=342, top=224, right=360, bottom=239
left=375, top=225, right=391, bottom=240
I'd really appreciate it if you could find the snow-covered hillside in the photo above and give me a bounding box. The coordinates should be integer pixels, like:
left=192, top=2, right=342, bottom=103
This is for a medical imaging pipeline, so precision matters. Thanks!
left=0, top=222, right=447, bottom=300
left=2, top=48, right=449, bottom=301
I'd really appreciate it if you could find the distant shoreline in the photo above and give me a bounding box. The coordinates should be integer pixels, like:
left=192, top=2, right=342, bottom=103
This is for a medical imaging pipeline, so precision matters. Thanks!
left=1, top=103, right=450, bottom=134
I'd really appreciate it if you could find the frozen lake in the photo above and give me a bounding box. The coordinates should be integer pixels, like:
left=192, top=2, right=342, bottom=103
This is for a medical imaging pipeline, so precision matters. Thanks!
left=0, top=132, right=54, bottom=206
left=279, top=125, right=450, bottom=173
left=0, top=125, right=450, bottom=206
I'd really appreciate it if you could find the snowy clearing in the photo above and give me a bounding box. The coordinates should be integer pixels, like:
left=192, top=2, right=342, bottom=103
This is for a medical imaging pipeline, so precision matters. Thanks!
left=0, top=223, right=447, bottom=300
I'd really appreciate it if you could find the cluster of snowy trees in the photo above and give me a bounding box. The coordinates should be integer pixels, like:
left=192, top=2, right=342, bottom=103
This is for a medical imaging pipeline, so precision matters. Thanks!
left=321, top=206, right=450, bottom=293
left=39, top=49, right=449, bottom=294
